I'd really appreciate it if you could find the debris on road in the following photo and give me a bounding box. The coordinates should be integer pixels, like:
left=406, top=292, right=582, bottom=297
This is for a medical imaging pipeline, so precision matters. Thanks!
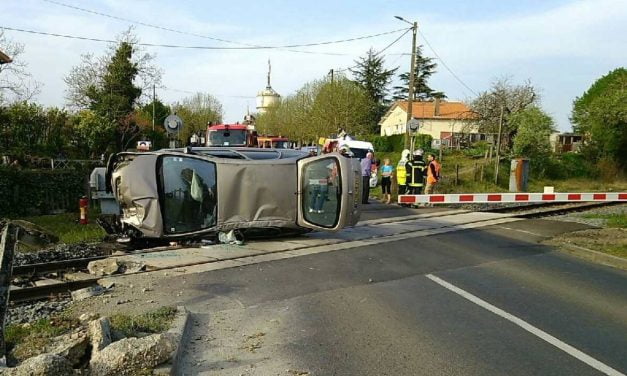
left=219, top=230, right=245, bottom=245
left=71, top=286, right=106, bottom=301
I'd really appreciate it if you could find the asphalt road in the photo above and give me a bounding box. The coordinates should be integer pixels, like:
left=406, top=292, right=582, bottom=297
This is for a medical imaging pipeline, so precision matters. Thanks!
left=176, top=213, right=627, bottom=376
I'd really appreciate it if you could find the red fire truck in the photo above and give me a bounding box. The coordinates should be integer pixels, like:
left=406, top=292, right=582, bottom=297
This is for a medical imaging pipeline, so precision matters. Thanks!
left=205, top=123, right=257, bottom=147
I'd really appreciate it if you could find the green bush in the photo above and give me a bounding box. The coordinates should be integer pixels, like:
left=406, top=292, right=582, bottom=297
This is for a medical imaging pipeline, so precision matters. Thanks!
left=0, top=167, right=87, bottom=216
left=463, top=141, right=490, bottom=158
left=540, top=153, right=593, bottom=180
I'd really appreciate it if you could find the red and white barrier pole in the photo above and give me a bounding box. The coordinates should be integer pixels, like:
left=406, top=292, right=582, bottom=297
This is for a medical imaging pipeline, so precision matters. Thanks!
left=398, top=192, right=627, bottom=205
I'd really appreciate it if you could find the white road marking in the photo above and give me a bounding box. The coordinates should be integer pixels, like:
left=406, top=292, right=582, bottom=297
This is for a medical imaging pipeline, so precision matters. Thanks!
left=496, top=226, right=545, bottom=238
left=425, top=274, right=625, bottom=376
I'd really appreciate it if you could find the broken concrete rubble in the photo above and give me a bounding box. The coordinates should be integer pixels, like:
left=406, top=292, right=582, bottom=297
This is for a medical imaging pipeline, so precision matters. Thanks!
left=88, top=317, right=112, bottom=352
left=89, top=332, right=177, bottom=376
left=45, top=331, right=89, bottom=367
left=70, top=285, right=106, bottom=301
left=87, top=258, right=120, bottom=276
left=64, top=272, right=94, bottom=282
left=119, top=260, right=145, bottom=274
left=3, top=353, right=74, bottom=376
left=11, top=220, right=59, bottom=252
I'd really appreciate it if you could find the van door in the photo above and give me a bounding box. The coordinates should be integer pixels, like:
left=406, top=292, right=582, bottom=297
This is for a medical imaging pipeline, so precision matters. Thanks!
left=296, top=153, right=361, bottom=231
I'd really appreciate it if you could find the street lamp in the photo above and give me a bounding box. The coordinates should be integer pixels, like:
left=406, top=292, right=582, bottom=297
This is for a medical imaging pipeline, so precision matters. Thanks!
left=394, top=16, right=418, bottom=150
left=394, top=16, right=413, bottom=25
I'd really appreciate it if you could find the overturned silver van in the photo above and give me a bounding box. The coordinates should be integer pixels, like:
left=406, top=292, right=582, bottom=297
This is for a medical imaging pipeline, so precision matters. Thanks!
left=104, top=147, right=362, bottom=240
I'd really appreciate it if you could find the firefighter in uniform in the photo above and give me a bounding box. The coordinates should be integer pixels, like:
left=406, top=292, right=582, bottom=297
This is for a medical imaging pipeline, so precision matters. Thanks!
left=396, top=149, right=410, bottom=195
left=405, top=149, right=426, bottom=195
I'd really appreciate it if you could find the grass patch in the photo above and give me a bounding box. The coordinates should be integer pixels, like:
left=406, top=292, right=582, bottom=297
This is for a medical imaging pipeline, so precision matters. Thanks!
left=18, top=212, right=105, bottom=244
left=6, top=315, right=79, bottom=364
left=110, top=306, right=177, bottom=338
left=603, top=244, right=627, bottom=258
left=528, top=178, right=627, bottom=193
left=580, top=213, right=627, bottom=228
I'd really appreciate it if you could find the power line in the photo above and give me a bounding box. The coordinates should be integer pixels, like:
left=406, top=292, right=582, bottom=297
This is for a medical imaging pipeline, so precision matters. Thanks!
left=417, top=29, right=478, bottom=96
left=340, top=28, right=411, bottom=74
left=42, top=0, right=254, bottom=47
left=0, top=25, right=407, bottom=53
left=32, top=1, right=411, bottom=52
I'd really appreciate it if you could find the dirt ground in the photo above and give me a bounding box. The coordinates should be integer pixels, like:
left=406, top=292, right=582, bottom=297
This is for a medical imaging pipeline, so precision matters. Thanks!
left=545, top=227, right=627, bottom=258
left=544, top=203, right=627, bottom=259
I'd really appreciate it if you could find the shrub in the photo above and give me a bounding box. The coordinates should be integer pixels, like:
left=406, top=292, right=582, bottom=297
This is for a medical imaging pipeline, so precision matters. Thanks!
left=0, top=167, right=88, bottom=216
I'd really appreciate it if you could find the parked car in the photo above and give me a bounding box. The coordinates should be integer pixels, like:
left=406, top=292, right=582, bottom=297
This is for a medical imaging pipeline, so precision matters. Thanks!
left=103, top=147, right=361, bottom=241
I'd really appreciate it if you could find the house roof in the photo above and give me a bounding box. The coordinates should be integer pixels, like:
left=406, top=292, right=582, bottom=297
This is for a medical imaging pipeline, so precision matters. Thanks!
left=397, top=100, right=476, bottom=120
left=0, top=50, right=12, bottom=64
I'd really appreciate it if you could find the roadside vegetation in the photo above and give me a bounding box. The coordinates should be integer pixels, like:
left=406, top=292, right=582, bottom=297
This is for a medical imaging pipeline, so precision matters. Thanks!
left=5, top=314, right=79, bottom=364
left=4, top=306, right=177, bottom=366
left=110, top=306, right=177, bottom=338
left=19, top=212, right=106, bottom=245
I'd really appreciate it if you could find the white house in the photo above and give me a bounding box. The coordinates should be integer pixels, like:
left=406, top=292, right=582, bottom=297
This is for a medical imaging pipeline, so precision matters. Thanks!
left=379, top=99, right=484, bottom=147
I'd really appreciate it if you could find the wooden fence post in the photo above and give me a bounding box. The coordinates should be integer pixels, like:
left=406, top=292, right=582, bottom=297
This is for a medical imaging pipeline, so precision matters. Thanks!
left=455, top=164, right=459, bottom=185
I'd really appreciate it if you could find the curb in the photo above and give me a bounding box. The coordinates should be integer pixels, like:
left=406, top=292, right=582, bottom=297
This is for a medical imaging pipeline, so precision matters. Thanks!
left=153, top=306, right=192, bottom=375
left=558, top=244, right=627, bottom=271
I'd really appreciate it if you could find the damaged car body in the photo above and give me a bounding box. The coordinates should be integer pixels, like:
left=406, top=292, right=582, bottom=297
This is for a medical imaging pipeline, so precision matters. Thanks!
left=103, top=147, right=362, bottom=241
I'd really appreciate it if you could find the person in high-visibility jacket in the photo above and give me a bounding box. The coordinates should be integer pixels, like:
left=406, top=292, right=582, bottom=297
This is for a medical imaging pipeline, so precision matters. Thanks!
left=425, top=153, right=441, bottom=194
left=396, top=149, right=410, bottom=195
left=405, top=149, right=426, bottom=194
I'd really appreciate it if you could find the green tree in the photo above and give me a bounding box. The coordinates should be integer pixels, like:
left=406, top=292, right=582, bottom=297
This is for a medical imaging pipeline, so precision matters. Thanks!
left=64, top=29, right=162, bottom=151
left=571, top=68, right=627, bottom=168
left=70, top=110, right=116, bottom=157
left=350, top=48, right=397, bottom=130
left=392, top=45, right=445, bottom=101
left=172, top=92, right=223, bottom=144
left=0, top=102, right=71, bottom=156
left=511, top=106, right=555, bottom=159
left=471, top=78, right=538, bottom=150
left=309, top=78, right=376, bottom=138
left=257, top=75, right=375, bottom=144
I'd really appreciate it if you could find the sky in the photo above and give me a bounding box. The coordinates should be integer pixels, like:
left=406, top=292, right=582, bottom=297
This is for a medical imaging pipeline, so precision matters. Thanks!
left=1, top=0, right=626, bottom=131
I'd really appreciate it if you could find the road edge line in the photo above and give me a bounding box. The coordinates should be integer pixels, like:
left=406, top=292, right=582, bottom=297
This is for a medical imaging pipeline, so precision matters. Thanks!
left=425, top=274, right=625, bottom=376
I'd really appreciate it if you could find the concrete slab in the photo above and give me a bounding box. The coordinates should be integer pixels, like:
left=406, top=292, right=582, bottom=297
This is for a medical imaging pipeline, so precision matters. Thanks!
left=241, top=240, right=303, bottom=252
left=117, top=248, right=217, bottom=270
left=190, top=245, right=268, bottom=260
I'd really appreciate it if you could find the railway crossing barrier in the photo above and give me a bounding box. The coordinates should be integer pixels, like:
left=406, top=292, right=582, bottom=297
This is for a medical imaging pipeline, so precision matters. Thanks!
left=398, top=192, right=627, bottom=205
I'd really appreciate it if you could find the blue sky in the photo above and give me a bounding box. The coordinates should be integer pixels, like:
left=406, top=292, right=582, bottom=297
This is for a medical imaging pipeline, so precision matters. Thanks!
left=1, top=0, right=626, bottom=130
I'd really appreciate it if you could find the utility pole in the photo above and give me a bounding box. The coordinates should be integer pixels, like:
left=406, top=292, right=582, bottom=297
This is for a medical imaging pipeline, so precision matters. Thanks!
left=329, top=69, right=334, bottom=83
left=152, top=84, right=156, bottom=131
left=404, top=21, right=418, bottom=150
left=494, top=105, right=504, bottom=185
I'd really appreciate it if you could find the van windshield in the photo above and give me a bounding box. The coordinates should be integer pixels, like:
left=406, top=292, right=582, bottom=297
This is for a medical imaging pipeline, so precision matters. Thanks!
left=208, top=130, right=247, bottom=146
left=350, top=148, right=369, bottom=159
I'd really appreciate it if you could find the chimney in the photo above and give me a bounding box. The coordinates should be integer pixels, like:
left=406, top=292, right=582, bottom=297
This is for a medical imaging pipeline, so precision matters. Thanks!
left=434, top=98, right=441, bottom=117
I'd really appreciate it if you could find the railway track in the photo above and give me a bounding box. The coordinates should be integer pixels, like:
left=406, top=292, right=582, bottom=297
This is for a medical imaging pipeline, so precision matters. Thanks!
left=6, top=201, right=623, bottom=303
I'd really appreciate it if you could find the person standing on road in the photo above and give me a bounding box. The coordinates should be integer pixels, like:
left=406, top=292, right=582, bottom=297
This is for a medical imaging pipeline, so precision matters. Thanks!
left=425, top=153, right=441, bottom=194
left=380, top=158, right=394, bottom=204
left=396, top=149, right=410, bottom=196
left=361, top=152, right=373, bottom=204
left=405, top=149, right=426, bottom=194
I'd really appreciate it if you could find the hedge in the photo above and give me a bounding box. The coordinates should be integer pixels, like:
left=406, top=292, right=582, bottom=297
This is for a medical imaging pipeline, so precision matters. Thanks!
left=366, top=134, right=434, bottom=153
left=0, top=167, right=88, bottom=216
